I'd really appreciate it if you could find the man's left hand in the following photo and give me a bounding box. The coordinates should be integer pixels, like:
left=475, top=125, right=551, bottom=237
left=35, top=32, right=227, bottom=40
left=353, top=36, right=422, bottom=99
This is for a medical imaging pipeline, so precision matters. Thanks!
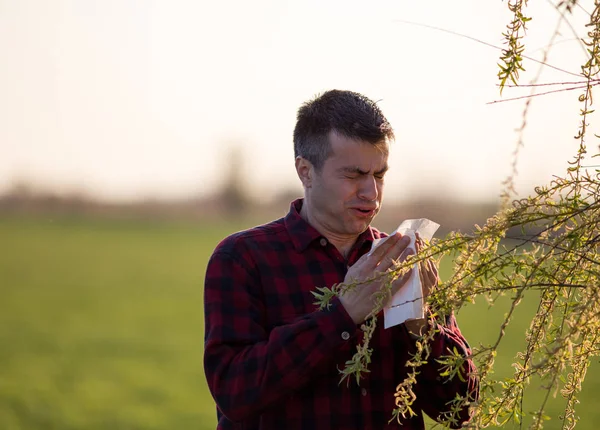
left=404, top=233, right=440, bottom=337
left=415, top=232, right=439, bottom=298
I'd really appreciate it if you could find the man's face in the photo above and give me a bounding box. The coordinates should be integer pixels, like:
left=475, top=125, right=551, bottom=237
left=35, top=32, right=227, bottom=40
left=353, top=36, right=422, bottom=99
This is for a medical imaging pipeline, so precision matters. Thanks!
left=307, top=132, right=388, bottom=238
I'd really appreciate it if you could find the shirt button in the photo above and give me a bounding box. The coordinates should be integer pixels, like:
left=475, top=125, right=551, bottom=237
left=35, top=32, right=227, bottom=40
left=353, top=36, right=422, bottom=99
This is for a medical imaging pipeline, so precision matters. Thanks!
left=361, top=388, right=367, bottom=396
left=319, top=238, right=328, bottom=246
left=341, top=331, right=350, bottom=340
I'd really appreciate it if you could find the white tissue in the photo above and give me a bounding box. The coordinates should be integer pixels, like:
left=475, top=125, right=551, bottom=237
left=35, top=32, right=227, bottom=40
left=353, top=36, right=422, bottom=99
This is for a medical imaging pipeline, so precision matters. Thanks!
left=369, top=218, right=440, bottom=329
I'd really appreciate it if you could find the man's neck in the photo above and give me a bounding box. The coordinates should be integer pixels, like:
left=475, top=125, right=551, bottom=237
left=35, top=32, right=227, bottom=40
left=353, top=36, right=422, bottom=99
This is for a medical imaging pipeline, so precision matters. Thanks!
left=299, top=201, right=358, bottom=259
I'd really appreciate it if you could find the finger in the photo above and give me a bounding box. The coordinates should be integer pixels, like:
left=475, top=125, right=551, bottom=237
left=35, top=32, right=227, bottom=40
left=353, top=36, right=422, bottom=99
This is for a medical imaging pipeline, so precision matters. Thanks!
left=415, top=237, right=422, bottom=253
left=350, top=233, right=400, bottom=271
left=428, top=260, right=439, bottom=281
left=419, top=259, right=435, bottom=283
left=375, top=235, right=411, bottom=272
left=418, top=258, right=438, bottom=295
left=363, top=233, right=402, bottom=269
left=380, top=244, right=414, bottom=278
left=418, top=261, right=430, bottom=294
left=427, top=260, right=439, bottom=282
left=418, top=262, right=426, bottom=288
left=416, top=233, right=430, bottom=256
left=425, top=261, right=439, bottom=291
left=419, top=260, right=428, bottom=280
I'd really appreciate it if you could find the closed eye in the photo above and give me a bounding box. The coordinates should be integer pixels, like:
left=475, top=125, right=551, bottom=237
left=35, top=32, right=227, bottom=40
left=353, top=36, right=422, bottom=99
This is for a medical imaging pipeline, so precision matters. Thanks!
left=339, top=166, right=388, bottom=179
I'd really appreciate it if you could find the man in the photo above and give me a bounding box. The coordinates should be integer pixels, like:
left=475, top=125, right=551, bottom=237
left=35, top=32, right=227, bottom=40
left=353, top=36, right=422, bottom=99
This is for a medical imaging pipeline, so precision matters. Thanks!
left=204, top=90, right=478, bottom=429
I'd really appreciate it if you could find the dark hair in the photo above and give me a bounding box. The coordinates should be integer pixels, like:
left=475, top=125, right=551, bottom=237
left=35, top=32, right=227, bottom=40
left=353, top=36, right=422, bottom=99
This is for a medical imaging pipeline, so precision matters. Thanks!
left=293, top=89, right=394, bottom=171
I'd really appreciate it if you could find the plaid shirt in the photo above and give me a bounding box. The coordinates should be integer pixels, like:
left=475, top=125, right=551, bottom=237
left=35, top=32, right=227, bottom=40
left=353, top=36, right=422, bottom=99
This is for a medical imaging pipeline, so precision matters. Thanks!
left=204, top=199, right=478, bottom=430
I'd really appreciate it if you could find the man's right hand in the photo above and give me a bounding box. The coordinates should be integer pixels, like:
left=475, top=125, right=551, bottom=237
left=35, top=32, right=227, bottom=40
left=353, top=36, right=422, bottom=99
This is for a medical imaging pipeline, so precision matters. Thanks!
left=340, top=233, right=414, bottom=325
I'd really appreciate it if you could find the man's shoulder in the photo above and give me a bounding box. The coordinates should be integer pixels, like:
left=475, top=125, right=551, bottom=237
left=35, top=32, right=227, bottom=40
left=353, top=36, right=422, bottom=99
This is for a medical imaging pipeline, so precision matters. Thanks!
left=213, top=217, right=288, bottom=256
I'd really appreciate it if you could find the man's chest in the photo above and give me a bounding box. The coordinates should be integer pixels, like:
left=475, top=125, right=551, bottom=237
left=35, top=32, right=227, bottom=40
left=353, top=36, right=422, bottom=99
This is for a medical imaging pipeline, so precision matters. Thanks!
left=252, top=248, right=352, bottom=328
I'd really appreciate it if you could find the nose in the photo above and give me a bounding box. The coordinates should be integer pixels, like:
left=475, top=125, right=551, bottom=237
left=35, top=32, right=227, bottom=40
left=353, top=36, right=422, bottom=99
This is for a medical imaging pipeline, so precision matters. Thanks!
left=357, top=175, right=379, bottom=201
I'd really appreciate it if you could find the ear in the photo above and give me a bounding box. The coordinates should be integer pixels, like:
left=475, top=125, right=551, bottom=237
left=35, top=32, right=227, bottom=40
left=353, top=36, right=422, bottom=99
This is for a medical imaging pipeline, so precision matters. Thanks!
left=295, top=156, right=313, bottom=189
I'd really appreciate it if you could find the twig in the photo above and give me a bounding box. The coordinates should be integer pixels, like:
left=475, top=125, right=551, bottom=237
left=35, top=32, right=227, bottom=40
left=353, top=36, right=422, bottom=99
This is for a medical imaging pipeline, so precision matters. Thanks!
left=487, top=84, right=589, bottom=104
left=393, top=19, right=582, bottom=78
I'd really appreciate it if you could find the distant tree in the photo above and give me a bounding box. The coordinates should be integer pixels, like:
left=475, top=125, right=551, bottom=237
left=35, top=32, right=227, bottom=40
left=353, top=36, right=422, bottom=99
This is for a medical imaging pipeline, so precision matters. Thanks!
left=315, top=2, right=600, bottom=428
left=219, top=145, right=249, bottom=214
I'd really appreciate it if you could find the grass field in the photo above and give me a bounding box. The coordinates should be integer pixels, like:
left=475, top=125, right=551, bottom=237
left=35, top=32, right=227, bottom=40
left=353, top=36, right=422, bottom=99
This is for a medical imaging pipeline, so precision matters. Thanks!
left=0, top=215, right=598, bottom=429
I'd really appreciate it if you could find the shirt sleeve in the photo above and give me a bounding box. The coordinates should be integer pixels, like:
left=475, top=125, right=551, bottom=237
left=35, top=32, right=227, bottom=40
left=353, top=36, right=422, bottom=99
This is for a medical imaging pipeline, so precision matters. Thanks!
left=203, top=250, right=357, bottom=423
left=409, top=313, right=479, bottom=428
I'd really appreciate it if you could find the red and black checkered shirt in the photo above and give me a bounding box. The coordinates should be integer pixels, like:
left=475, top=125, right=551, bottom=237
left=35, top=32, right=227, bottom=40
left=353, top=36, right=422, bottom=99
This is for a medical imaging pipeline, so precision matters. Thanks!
left=204, top=199, right=478, bottom=429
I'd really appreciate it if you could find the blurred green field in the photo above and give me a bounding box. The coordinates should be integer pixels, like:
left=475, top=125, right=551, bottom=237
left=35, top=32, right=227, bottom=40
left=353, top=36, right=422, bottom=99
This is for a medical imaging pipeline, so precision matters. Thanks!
left=0, top=216, right=598, bottom=429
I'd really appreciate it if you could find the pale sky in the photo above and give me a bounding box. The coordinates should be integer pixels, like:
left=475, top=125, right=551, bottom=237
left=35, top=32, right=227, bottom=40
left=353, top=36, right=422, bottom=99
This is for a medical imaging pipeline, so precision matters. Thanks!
left=0, top=0, right=596, bottom=203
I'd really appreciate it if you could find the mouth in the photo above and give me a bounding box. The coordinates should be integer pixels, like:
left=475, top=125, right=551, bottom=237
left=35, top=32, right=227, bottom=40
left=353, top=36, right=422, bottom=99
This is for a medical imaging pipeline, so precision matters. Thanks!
left=350, top=207, right=377, bottom=218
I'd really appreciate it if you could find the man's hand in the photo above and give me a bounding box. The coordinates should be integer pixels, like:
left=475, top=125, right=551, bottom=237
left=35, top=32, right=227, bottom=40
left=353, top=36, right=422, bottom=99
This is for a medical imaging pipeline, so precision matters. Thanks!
left=405, top=233, right=440, bottom=336
left=415, top=232, right=439, bottom=299
left=340, top=233, right=414, bottom=325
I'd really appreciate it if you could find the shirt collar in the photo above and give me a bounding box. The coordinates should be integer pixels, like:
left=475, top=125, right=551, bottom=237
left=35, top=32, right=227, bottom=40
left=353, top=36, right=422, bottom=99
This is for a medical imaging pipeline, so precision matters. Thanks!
left=284, top=198, right=377, bottom=253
